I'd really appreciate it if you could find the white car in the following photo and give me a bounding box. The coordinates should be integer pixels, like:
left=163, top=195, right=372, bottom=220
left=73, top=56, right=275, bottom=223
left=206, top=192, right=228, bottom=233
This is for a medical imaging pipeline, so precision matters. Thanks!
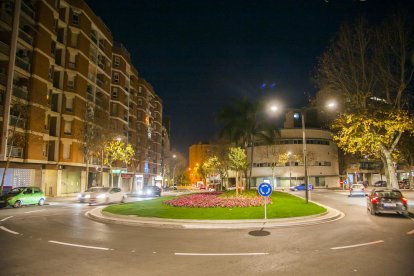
left=77, top=187, right=102, bottom=203
left=348, top=184, right=366, bottom=197
left=88, top=187, right=127, bottom=205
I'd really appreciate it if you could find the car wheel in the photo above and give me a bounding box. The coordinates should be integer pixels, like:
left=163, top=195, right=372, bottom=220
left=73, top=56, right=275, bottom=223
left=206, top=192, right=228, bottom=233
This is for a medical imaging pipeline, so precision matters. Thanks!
left=13, top=200, right=22, bottom=208
left=38, top=198, right=45, bottom=206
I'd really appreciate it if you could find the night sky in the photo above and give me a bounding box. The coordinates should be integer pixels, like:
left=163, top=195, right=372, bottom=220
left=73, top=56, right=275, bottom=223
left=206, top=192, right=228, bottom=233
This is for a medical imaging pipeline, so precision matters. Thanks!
left=85, top=0, right=413, bottom=155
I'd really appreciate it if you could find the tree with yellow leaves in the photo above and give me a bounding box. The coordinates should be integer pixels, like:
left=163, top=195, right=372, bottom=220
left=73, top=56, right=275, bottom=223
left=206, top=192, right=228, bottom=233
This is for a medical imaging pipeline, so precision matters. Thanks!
left=103, top=140, right=135, bottom=187
left=331, top=110, right=414, bottom=188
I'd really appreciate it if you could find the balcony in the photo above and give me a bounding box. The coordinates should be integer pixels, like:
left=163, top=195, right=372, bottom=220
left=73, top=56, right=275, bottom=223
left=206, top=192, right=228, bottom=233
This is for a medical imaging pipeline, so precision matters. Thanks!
left=0, top=40, right=9, bottom=55
left=15, top=56, right=31, bottom=72
left=12, top=85, right=29, bottom=100
left=0, top=72, right=6, bottom=86
left=21, top=2, right=35, bottom=20
left=6, top=146, right=23, bottom=158
left=0, top=10, right=12, bottom=25
left=9, top=115, right=26, bottom=129
left=18, top=29, right=33, bottom=45
left=96, top=78, right=104, bottom=88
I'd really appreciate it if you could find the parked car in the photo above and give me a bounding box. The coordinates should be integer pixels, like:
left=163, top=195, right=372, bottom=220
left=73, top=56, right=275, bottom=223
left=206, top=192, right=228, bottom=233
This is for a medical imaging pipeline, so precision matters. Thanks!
left=143, top=186, right=162, bottom=197
left=88, top=187, right=127, bottom=205
left=348, top=184, right=366, bottom=197
left=290, top=184, right=313, bottom=191
left=374, top=180, right=387, bottom=187
left=398, top=179, right=410, bottom=189
left=366, top=188, right=408, bottom=216
left=0, top=186, right=46, bottom=208
left=77, top=187, right=102, bottom=203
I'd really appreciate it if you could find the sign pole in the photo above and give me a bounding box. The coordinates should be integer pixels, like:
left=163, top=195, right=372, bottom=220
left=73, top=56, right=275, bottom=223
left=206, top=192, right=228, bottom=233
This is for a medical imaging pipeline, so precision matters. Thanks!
left=264, top=196, right=267, bottom=220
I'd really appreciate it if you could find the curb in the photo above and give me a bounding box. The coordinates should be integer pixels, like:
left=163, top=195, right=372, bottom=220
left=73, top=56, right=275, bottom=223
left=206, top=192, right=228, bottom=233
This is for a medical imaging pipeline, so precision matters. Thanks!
left=85, top=205, right=345, bottom=229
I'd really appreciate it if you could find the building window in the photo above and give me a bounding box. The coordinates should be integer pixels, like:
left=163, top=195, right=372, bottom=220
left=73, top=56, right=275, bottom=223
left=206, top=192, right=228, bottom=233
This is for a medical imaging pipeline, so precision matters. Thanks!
left=72, top=12, right=80, bottom=25
left=64, top=120, right=72, bottom=134
left=114, top=56, right=120, bottom=67
left=63, top=144, right=71, bottom=159
left=137, top=98, right=142, bottom=106
left=51, top=41, right=56, bottom=56
left=65, top=97, right=73, bottom=112
left=113, top=72, right=119, bottom=83
left=111, top=103, right=118, bottom=116
left=48, top=66, right=54, bottom=80
left=112, top=87, right=118, bottom=99
left=67, top=75, right=75, bottom=90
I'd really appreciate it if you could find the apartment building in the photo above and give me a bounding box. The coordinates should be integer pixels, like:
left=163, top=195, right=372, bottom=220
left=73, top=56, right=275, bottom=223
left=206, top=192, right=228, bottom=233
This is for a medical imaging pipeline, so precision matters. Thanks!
left=0, top=0, right=164, bottom=196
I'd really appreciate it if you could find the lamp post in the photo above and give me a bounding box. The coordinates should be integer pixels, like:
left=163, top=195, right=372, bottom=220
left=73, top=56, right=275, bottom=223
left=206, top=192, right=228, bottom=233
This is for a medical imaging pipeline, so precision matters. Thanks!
left=288, top=151, right=292, bottom=188
left=300, top=110, right=310, bottom=203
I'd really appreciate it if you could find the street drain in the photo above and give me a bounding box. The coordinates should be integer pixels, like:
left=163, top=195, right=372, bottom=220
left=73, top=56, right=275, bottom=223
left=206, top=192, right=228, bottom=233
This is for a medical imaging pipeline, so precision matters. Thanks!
left=248, top=230, right=270, bottom=237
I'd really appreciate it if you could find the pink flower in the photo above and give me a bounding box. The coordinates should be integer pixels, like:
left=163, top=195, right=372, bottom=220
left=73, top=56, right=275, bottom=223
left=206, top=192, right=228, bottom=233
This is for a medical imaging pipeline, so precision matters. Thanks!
left=164, top=192, right=271, bottom=208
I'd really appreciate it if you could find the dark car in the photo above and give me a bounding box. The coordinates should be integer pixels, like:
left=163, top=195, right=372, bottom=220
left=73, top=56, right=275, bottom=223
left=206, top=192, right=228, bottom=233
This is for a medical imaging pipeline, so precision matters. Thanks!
left=367, top=188, right=408, bottom=216
left=373, top=180, right=387, bottom=187
left=144, top=186, right=162, bottom=197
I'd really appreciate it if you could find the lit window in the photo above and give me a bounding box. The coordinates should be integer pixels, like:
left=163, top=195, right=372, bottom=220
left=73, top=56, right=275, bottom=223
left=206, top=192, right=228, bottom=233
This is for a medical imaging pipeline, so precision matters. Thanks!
left=114, top=56, right=120, bottom=67
left=112, top=87, right=118, bottom=99
left=113, top=72, right=119, bottom=83
left=63, top=144, right=71, bottom=159
left=64, top=120, right=72, bottom=134
left=65, top=97, right=73, bottom=112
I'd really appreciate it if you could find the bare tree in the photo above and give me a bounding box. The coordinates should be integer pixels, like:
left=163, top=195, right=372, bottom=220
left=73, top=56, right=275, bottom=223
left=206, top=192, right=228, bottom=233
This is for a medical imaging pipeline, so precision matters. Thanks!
left=315, top=14, right=414, bottom=188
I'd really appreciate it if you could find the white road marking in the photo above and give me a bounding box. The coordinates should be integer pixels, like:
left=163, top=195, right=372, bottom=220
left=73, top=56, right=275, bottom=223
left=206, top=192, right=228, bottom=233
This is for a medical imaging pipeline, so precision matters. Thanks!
left=48, top=240, right=111, bottom=251
left=0, top=226, right=19, bottom=235
left=407, top=229, right=414, bottom=235
left=0, top=216, right=13, bottom=222
left=175, top=252, right=269, bottom=256
left=24, top=210, right=44, bottom=214
left=331, top=240, right=384, bottom=250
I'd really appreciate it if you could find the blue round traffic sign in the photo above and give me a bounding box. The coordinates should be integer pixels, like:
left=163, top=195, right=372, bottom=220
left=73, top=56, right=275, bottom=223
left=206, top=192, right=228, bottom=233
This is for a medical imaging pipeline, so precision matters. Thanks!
left=258, top=182, right=273, bottom=197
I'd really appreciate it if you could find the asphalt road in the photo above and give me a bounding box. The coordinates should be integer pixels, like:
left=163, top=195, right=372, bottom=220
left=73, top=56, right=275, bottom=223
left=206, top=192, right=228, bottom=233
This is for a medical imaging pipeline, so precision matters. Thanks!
left=0, top=190, right=413, bottom=276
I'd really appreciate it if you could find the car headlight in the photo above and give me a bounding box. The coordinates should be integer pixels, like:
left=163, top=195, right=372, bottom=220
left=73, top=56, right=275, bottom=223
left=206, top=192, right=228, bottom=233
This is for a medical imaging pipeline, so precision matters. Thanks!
left=96, top=194, right=106, bottom=199
left=85, top=194, right=90, bottom=199
left=147, top=190, right=153, bottom=195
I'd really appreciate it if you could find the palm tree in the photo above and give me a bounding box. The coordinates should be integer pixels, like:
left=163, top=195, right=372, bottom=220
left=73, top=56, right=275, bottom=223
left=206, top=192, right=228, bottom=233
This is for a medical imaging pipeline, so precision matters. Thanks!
left=216, top=97, right=280, bottom=189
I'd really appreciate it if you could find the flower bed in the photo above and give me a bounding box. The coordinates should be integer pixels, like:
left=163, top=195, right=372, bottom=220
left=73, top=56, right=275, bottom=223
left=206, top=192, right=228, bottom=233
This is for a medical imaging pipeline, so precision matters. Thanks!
left=164, top=192, right=272, bottom=208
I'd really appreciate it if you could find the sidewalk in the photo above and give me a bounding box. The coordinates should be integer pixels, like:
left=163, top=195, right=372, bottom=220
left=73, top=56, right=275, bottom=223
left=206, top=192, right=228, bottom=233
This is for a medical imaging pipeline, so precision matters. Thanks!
left=85, top=204, right=344, bottom=229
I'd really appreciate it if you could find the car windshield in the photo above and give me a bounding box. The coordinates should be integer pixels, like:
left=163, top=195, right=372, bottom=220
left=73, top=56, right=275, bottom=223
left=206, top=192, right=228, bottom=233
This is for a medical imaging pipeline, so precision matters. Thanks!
left=8, top=187, right=24, bottom=194
left=85, top=187, right=101, bottom=192
left=91, top=187, right=110, bottom=193
left=352, top=185, right=363, bottom=189
left=376, top=191, right=402, bottom=198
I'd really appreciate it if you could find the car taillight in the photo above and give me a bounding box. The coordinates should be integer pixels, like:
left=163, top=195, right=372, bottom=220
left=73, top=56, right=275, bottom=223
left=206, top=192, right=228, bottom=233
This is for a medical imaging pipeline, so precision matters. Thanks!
left=401, top=197, right=408, bottom=204
left=371, top=197, right=379, bottom=204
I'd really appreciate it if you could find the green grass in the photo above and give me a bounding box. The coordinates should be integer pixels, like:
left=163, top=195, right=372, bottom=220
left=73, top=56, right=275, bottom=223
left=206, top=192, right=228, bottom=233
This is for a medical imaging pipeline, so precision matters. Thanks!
left=103, top=191, right=326, bottom=220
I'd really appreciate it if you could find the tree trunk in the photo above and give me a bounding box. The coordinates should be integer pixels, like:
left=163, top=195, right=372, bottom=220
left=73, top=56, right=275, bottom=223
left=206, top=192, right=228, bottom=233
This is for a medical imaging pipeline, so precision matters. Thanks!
left=248, top=144, right=254, bottom=189
left=381, top=145, right=398, bottom=189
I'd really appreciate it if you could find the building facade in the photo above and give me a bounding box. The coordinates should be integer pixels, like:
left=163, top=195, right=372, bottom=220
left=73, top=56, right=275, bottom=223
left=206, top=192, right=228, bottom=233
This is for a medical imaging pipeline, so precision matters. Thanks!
left=0, top=0, right=164, bottom=196
left=249, top=128, right=340, bottom=189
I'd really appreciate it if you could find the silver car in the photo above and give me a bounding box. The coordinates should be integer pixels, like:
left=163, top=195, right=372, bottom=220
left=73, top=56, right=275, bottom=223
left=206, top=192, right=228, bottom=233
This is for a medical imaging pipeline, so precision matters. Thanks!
left=77, top=187, right=102, bottom=203
left=348, top=184, right=366, bottom=197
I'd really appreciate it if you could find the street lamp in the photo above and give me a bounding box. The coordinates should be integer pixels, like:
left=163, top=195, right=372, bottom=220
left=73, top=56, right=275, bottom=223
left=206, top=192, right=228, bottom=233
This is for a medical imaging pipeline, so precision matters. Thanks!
left=270, top=101, right=336, bottom=204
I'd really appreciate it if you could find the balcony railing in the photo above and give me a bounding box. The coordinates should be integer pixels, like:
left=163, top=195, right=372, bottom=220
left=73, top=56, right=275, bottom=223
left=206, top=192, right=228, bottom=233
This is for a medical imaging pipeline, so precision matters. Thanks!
left=0, top=40, right=9, bottom=55
left=15, top=56, right=31, bottom=72
left=21, top=2, right=35, bottom=20
left=18, top=29, right=33, bottom=45
left=9, top=115, right=26, bottom=129
left=0, top=72, right=6, bottom=86
left=0, top=10, right=12, bottom=25
left=68, top=62, right=76, bottom=69
left=96, top=78, right=104, bottom=88
left=12, top=85, right=29, bottom=100
left=6, top=146, right=23, bottom=158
